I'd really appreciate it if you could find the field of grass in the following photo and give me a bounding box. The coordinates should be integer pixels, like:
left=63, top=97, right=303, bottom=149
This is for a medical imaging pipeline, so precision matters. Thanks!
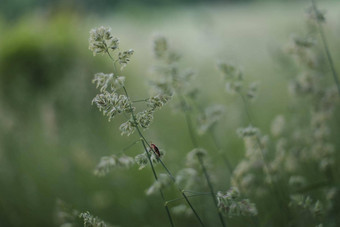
left=0, top=1, right=340, bottom=226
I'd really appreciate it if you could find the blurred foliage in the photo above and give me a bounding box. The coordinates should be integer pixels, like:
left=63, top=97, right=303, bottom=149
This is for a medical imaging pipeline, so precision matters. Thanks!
left=0, top=1, right=339, bottom=227
left=0, top=12, right=78, bottom=106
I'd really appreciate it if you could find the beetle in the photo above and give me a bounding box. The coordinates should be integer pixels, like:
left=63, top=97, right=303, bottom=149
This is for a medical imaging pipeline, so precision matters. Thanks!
left=150, top=143, right=161, bottom=158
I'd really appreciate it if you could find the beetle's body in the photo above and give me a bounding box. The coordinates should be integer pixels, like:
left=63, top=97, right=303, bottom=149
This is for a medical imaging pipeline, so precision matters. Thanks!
left=150, top=143, right=161, bottom=157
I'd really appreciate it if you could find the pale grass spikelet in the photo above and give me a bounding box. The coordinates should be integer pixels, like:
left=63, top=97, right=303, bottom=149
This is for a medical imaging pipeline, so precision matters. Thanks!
left=286, top=34, right=318, bottom=69
left=79, top=211, right=114, bottom=227
left=135, top=149, right=165, bottom=170
left=118, top=49, right=134, bottom=70
left=172, top=204, right=193, bottom=217
left=237, top=125, right=260, bottom=138
left=197, top=105, right=225, bottom=135
left=291, top=34, right=317, bottom=49
left=146, top=174, right=171, bottom=196
left=154, top=36, right=168, bottom=59
left=89, top=26, right=119, bottom=56
left=246, top=82, right=258, bottom=100
left=271, top=115, right=286, bottom=137
left=217, top=61, right=243, bottom=94
left=186, top=148, right=207, bottom=167
left=92, top=92, right=132, bottom=121
left=134, top=153, right=149, bottom=170
left=147, top=94, right=171, bottom=111
left=306, top=6, right=326, bottom=23
left=136, top=110, right=154, bottom=129
left=55, top=199, right=80, bottom=227
left=151, top=36, right=195, bottom=111
left=119, top=120, right=136, bottom=136
left=92, top=73, right=114, bottom=92
left=216, top=187, right=258, bottom=217
left=92, top=73, right=125, bottom=92
left=289, top=194, right=323, bottom=218
left=289, top=175, right=307, bottom=189
left=94, top=154, right=134, bottom=176
left=175, top=168, right=200, bottom=190
left=226, top=81, right=243, bottom=94
left=217, top=62, right=243, bottom=80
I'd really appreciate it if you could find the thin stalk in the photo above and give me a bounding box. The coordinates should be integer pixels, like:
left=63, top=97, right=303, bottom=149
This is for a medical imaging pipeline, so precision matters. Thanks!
left=238, top=92, right=290, bottom=222
left=311, top=0, right=340, bottom=96
left=181, top=96, right=226, bottom=227
left=105, top=48, right=205, bottom=227
left=197, top=155, right=226, bottom=227
left=208, top=128, right=233, bottom=173
left=132, top=98, right=149, bottom=103
left=141, top=140, right=174, bottom=227
left=117, top=139, right=140, bottom=155
left=105, top=49, right=174, bottom=227
left=294, top=180, right=331, bottom=194
left=117, top=66, right=205, bottom=227
left=187, top=96, right=233, bottom=173
left=166, top=193, right=211, bottom=205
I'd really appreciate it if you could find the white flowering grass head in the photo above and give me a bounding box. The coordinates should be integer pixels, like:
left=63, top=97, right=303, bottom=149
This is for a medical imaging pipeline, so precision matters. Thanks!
left=197, top=105, right=225, bottom=135
left=79, top=211, right=114, bottom=227
left=289, top=194, right=323, bottom=218
left=172, top=204, right=193, bottom=217
left=89, top=26, right=134, bottom=71
left=216, top=187, right=258, bottom=217
left=94, top=154, right=134, bottom=177
left=146, top=173, right=171, bottom=196
left=153, top=35, right=168, bottom=59
left=89, top=30, right=175, bottom=137
left=237, top=125, right=260, bottom=138
left=89, top=26, right=119, bottom=56
left=135, top=148, right=165, bottom=170
left=175, top=168, right=200, bottom=190
left=186, top=148, right=207, bottom=167
left=306, top=6, right=326, bottom=24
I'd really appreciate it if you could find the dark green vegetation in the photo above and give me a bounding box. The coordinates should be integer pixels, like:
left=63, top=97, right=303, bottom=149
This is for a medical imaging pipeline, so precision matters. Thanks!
left=0, top=1, right=340, bottom=226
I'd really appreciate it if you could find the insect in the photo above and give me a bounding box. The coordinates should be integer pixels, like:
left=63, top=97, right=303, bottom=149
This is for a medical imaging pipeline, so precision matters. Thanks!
left=150, top=143, right=161, bottom=158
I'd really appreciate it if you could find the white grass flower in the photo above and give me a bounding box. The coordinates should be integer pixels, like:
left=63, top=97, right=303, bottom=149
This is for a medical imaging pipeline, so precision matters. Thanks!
left=118, top=49, right=134, bottom=70
left=89, top=26, right=119, bottom=56
left=197, top=105, right=225, bottom=135
left=146, top=174, right=171, bottom=196
left=237, top=125, right=260, bottom=138
left=119, top=120, right=136, bottom=136
left=216, top=187, right=258, bottom=217
left=94, top=154, right=134, bottom=176
left=79, top=211, right=115, bottom=227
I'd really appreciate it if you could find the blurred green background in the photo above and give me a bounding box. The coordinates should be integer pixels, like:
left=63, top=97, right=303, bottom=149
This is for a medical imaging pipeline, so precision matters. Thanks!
left=0, top=0, right=339, bottom=226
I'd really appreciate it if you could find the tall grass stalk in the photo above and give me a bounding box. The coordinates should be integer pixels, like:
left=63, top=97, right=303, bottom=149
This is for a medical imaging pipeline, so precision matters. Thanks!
left=179, top=95, right=227, bottom=227
left=311, top=0, right=340, bottom=96
left=105, top=50, right=205, bottom=227
left=238, top=92, right=290, bottom=223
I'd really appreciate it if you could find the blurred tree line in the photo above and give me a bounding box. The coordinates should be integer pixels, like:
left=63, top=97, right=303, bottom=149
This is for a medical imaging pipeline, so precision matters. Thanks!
left=0, top=0, right=312, bottom=21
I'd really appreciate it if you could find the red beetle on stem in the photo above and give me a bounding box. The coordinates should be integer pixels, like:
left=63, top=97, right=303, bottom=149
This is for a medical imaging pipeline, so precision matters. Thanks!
left=150, top=143, right=161, bottom=158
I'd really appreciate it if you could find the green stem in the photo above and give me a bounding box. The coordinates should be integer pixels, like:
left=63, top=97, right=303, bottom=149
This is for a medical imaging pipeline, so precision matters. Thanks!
left=238, top=92, right=290, bottom=222
left=120, top=74, right=205, bottom=227
left=311, top=0, right=340, bottom=96
left=186, top=96, right=233, bottom=173
left=141, top=140, right=174, bottom=227
left=208, top=128, right=233, bottom=173
left=294, top=180, right=331, bottom=194
left=166, top=193, right=211, bottom=205
left=117, top=139, right=140, bottom=155
left=132, top=98, right=149, bottom=103
left=181, top=96, right=226, bottom=227
left=197, top=155, right=226, bottom=227
left=105, top=50, right=174, bottom=227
